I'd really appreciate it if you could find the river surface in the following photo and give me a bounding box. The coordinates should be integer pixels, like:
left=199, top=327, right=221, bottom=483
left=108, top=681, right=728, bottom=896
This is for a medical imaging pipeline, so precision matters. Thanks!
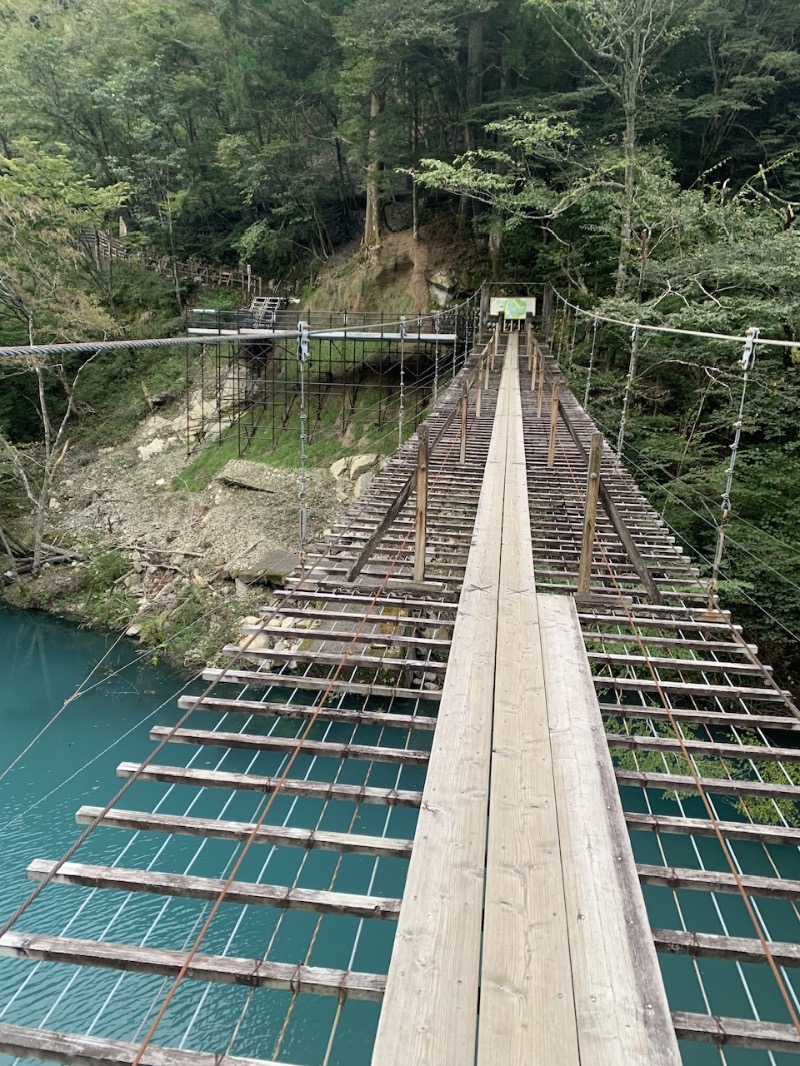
left=0, top=607, right=797, bottom=1065
left=0, top=608, right=404, bottom=1065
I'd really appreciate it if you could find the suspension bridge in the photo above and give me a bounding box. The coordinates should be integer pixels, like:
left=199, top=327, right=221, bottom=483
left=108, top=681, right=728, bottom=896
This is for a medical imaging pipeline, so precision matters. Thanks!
left=1, top=296, right=799, bottom=1065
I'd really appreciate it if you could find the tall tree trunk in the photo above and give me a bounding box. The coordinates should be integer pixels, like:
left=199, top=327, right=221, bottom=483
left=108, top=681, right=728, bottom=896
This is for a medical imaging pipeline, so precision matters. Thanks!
left=488, top=212, right=502, bottom=278
left=412, top=90, right=420, bottom=241
left=363, top=88, right=384, bottom=252
left=615, top=103, right=636, bottom=298
left=466, top=15, right=484, bottom=147
left=460, top=15, right=484, bottom=228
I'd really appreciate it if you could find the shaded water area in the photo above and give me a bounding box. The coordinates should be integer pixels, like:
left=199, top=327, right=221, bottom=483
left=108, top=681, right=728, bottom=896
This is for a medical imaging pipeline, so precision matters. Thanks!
left=1, top=606, right=798, bottom=1065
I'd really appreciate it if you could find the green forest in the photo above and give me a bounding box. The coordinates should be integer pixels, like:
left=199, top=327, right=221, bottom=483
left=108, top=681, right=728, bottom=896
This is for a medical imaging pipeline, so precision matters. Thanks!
left=0, top=0, right=799, bottom=685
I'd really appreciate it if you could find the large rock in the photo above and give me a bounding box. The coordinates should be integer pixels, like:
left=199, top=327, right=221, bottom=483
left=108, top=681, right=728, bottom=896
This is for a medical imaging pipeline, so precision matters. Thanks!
left=239, top=617, right=273, bottom=654
left=217, top=461, right=277, bottom=492
left=354, top=471, right=375, bottom=498
left=349, top=453, right=379, bottom=481
left=141, top=414, right=171, bottom=439
left=330, top=457, right=350, bottom=480
left=230, top=549, right=299, bottom=584
left=429, top=270, right=455, bottom=307
left=137, top=437, right=166, bottom=461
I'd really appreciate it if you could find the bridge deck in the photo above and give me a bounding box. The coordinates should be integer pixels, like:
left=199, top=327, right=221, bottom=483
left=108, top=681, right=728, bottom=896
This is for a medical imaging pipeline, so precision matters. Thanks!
left=0, top=325, right=799, bottom=1065
left=372, top=338, right=678, bottom=1064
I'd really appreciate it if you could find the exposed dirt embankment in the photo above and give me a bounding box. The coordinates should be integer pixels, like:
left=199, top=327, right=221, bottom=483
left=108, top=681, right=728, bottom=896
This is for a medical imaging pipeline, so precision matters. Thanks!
left=2, top=407, right=356, bottom=667
left=308, top=224, right=476, bottom=312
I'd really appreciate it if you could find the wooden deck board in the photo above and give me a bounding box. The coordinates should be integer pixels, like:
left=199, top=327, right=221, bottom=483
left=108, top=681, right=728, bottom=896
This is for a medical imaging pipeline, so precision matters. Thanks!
left=0, top=1024, right=292, bottom=1066
left=370, top=342, right=511, bottom=1065
left=538, top=593, right=680, bottom=1065
left=0, top=932, right=385, bottom=999
left=477, top=338, right=579, bottom=1065
left=26, top=860, right=401, bottom=919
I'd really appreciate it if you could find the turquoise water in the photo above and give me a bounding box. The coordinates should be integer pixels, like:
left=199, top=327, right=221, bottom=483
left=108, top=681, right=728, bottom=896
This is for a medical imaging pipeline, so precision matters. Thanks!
left=1, top=607, right=799, bottom=1064
left=627, top=784, right=800, bottom=1065
left=0, top=607, right=421, bottom=1065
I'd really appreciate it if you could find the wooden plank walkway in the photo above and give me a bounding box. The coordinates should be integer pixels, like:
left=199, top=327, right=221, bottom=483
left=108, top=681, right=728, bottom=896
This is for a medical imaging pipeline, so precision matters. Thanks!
left=371, top=332, right=510, bottom=1064
left=373, top=338, right=679, bottom=1064
left=477, top=342, right=578, bottom=1064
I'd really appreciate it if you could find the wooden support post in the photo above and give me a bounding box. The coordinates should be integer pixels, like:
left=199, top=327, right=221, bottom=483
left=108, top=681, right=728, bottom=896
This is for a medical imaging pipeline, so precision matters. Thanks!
left=479, top=282, right=490, bottom=329
left=547, top=381, right=559, bottom=468
left=530, top=342, right=538, bottom=392
left=525, top=314, right=533, bottom=370
left=484, top=357, right=490, bottom=390
left=475, top=376, right=482, bottom=418
left=557, top=401, right=665, bottom=605
left=537, top=350, right=545, bottom=416
left=460, top=380, right=468, bottom=465
left=414, top=424, right=428, bottom=583
left=577, top=432, right=603, bottom=594
left=492, top=319, right=500, bottom=370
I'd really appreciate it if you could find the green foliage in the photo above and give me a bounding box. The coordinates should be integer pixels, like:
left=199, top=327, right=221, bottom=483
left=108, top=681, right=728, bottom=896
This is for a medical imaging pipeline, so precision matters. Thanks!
left=85, top=549, right=129, bottom=594
left=0, top=0, right=798, bottom=691
left=0, top=138, right=127, bottom=341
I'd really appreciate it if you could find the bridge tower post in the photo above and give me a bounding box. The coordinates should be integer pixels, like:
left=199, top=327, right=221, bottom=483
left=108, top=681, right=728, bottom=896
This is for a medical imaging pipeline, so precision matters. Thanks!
left=414, top=424, right=428, bottom=583
left=578, top=432, right=604, bottom=594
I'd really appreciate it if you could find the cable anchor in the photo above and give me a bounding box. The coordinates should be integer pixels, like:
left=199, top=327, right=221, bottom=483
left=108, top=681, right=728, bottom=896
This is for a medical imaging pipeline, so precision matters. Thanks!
left=741, top=326, right=759, bottom=371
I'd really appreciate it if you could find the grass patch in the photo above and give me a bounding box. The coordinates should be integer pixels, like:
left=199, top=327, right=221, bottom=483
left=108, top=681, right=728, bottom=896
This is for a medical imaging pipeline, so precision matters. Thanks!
left=172, top=426, right=244, bottom=492
left=174, top=374, right=428, bottom=492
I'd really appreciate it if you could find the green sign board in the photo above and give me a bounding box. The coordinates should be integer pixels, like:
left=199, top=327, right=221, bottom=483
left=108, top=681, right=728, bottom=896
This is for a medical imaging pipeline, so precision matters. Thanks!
left=504, top=298, right=528, bottom=320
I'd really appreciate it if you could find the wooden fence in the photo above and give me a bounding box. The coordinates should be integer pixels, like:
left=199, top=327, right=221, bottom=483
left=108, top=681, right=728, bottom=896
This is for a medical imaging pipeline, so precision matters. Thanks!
left=77, top=229, right=264, bottom=297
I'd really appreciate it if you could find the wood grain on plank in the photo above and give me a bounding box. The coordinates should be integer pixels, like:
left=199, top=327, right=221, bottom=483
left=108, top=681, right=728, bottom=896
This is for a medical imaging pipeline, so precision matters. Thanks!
left=75, top=806, right=413, bottom=858
left=25, top=860, right=401, bottom=919
left=0, top=932, right=385, bottom=999
left=0, top=1024, right=288, bottom=1066
left=539, top=594, right=680, bottom=1065
left=115, top=762, right=423, bottom=806
left=477, top=336, right=579, bottom=1065
left=371, top=340, right=511, bottom=1066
